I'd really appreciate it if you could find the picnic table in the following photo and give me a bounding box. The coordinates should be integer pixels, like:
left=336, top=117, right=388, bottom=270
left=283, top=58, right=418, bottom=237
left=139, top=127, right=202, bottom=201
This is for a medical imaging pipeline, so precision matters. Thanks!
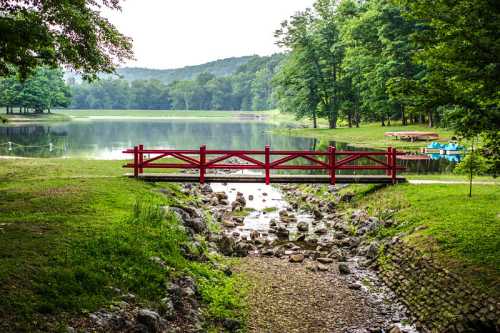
left=384, top=131, right=439, bottom=142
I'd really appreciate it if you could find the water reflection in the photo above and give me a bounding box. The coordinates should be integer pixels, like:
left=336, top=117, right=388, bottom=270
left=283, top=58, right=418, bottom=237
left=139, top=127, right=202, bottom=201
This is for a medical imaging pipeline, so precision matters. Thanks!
left=0, top=120, right=458, bottom=174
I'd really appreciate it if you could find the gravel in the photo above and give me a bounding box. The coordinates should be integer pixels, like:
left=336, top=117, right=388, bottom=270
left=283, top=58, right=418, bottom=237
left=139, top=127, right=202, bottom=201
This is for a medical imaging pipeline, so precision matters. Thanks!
left=235, top=257, right=392, bottom=333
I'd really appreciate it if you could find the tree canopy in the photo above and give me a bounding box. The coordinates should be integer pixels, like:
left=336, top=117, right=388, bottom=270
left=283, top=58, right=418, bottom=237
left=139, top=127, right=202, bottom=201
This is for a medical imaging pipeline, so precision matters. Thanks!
left=0, top=0, right=133, bottom=80
left=272, top=0, right=499, bottom=136
left=68, top=54, right=285, bottom=111
left=0, top=67, right=71, bottom=113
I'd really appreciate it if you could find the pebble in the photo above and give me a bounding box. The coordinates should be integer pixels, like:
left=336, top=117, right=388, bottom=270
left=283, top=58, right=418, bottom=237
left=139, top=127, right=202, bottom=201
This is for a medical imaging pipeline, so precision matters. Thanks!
left=289, top=254, right=305, bottom=263
left=338, top=263, right=351, bottom=274
left=317, top=257, right=334, bottom=264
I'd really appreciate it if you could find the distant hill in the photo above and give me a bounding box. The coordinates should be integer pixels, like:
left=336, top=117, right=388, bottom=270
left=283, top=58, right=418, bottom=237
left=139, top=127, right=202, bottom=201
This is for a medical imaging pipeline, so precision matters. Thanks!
left=67, top=56, right=258, bottom=85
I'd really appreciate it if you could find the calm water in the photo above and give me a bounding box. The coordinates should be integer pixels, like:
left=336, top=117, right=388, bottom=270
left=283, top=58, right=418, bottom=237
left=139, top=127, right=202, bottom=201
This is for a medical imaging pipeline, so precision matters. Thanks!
left=0, top=119, right=457, bottom=174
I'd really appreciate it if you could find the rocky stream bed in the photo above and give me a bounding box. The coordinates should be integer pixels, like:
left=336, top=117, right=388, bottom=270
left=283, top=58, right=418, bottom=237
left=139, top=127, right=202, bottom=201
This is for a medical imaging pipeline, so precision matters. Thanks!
left=196, top=180, right=417, bottom=333
left=72, top=175, right=421, bottom=333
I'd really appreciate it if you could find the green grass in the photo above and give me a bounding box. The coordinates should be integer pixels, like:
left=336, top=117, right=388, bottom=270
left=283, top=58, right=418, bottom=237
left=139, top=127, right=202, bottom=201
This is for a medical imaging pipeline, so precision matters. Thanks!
left=295, top=182, right=499, bottom=294
left=56, top=109, right=275, bottom=119
left=406, top=174, right=499, bottom=183
left=356, top=183, right=500, bottom=294
left=2, top=112, right=71, bottom=123
left=273, top=122, right=455, bottom=149
left=0, top=158, right=247, bottom=332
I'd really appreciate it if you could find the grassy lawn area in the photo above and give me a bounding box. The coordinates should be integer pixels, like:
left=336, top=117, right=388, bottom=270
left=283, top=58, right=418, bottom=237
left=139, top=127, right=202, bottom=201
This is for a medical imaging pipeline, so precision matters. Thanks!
left=297, top=182, right=499, bottom=295
left=2, top=112, right=71, bottom=123
left=357, top=183, right=500, bottom=294
left=274, top=122, right=455, bottom=149
left=56, top=109, right=275, bottom=119
left=0, top=158, right=246, bottom=332
left=405, top=174, right=499, bottom=183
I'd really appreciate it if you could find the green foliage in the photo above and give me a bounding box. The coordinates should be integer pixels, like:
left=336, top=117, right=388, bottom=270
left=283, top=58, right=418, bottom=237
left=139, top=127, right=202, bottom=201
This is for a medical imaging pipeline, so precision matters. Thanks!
left=398, top=0, right=500, bottom=138
left=102, top=56, right=257, bottom=84
left=0, top=67, right=71, bottom=114
left=273, top=0, right=498, bottom=134
left=0, top=159, right=248, bottom=331
left=190, top=263, right=247, bottom=328
left=0, top=0, right=132, bottom=80
left=68, top=54, right=285, bottom=111
left=454, top=151, right=489, bottom=179
left=70, top=79, right=171, bottom=110
left=357, top=183, right=500, bottom=293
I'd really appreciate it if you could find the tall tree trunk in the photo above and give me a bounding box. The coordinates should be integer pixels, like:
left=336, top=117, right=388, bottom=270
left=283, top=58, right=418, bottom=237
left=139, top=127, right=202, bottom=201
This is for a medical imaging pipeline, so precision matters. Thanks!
left=329, top=113, right=337, bottom=129
left=355, top=110, right=360, bottom=128
left=401, top=105, right=407, bottom=126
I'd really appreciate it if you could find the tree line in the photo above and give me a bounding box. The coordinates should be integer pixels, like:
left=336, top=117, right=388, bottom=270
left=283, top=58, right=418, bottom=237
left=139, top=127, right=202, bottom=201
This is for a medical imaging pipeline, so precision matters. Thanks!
left=273, top=0, right=499, bottom=136
left=69, top=54, right=284, bottom=111
left=0, top=68, right=71, bottom=114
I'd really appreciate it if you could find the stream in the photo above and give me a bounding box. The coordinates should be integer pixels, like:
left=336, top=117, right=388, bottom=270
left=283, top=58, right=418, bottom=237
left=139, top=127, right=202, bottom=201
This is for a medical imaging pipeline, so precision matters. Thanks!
left=202, top=178, right=418, bottom=333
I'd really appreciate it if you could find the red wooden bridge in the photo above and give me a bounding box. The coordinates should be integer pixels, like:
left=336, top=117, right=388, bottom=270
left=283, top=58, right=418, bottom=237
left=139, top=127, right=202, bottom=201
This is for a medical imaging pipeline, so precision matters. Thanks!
left=123, top=145, right=406, bottom=184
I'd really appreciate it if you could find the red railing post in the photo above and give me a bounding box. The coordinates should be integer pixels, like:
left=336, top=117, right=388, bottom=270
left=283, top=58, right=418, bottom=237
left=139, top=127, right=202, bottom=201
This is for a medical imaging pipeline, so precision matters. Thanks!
left=392, top=147, right=397, bottom=184
left=265, top=145, right=270, bottom=185
left=386, top=147, right=392, bottom=176
left=139, top=144, right=144, bottom=174
left=133, top=145, right=139, bottom=178
left=200, top=145, right=206, bottom=184
left=328, top=146, right=336, bottom=185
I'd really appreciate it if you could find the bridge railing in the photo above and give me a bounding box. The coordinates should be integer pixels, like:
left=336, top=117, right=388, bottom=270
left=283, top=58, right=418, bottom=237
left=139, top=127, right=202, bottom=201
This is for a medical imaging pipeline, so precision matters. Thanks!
left=123, top=145, right=405, bottom=184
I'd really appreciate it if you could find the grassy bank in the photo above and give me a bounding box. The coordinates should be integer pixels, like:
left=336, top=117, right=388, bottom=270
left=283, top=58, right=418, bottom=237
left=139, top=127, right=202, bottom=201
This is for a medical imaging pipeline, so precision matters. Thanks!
left=2, top=112, right=71, bottom=123
left=57, top=109, right=276, bottom=120
left=0, top=159, right=246, bottom=332
left=299, top=182, right=499, bottom=295
left=360, top=183, right=499, bottom=294
left=274, top=123, right=455, bottom=149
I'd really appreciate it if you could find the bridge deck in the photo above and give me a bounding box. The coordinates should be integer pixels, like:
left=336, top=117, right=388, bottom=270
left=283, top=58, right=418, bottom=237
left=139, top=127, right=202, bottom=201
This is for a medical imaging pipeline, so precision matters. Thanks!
left=126, top=173, right=406, bottom=184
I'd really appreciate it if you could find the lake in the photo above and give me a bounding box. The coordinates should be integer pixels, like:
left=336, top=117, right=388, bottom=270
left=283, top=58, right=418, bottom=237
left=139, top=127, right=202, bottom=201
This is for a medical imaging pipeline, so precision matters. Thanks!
left=0, top=118, right=458, bottom=174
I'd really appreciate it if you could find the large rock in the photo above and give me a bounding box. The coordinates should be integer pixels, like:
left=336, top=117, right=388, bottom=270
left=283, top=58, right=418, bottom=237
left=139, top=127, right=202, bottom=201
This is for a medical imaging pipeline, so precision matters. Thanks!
left=366, top=241, right=380, bottom=259
left=317, top=257, right=334, bottom=264
left=234, top=241, right=253, bottom=257
left=314, top=227, right=328, bottom=235
left=215, top=192, right=228, bottom=200
left=217, top=235, right=236, bottom=256
left=184, top=218, right=207, bottom=235
left=231, top=201, right=242, bottom=211
left=137, top=309, right=161, bottom=333
left=289, top=253, right=305, bottom=263
left=297, top=221, right=309, bottom=232
left=276, top=226, right=289, bottom=240
left=250, top=230, right=260, bottom=240
left=338, top=263, right=351, bottom=275
left=235, top=192, right=246, bottom=207
left=223, top=220, right=237, bottom=228
left=169, top=207, right=207, bottom=235
left=312, top=209, right=323, bottom=220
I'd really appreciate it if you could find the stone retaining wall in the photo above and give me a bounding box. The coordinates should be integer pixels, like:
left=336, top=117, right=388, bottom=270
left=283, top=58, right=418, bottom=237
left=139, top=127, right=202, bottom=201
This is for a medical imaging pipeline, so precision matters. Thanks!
left=378, top=239, right=499, bottom=332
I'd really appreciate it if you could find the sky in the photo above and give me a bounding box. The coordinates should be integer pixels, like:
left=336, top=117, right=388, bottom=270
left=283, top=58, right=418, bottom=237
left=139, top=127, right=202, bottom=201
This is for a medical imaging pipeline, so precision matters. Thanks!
left=104, top=0, right=315, bottom=69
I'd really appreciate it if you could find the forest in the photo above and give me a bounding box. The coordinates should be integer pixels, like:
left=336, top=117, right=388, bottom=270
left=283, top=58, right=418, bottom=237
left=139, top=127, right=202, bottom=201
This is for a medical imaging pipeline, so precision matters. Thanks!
left=273, top=0, right=498, bottom=134
left=1, top=0, right=498, bottom=141
left=0, top=67, right=70, bottom=114
left=68, top=54, right=284, bottom=111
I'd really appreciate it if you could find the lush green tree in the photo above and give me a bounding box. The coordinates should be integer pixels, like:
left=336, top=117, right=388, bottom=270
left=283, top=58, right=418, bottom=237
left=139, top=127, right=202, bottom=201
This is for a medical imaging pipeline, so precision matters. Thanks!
left=398, top=0, right=499, bottom=137
left=0, top=67, right=70, bottom=113
left=0, top=0, right=133, bottom=80
left=67, top=54, right=283, bottom=111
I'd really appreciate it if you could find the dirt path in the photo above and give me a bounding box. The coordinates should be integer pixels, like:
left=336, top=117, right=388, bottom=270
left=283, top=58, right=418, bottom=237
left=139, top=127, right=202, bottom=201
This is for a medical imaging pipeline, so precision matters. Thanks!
left=236, top=257, right=399, bottom=333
